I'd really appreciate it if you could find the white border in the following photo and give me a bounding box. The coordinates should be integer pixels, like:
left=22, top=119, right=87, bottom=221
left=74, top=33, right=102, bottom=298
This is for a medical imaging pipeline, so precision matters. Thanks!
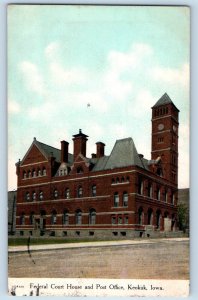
left=1, top=1, right=197, bottom=299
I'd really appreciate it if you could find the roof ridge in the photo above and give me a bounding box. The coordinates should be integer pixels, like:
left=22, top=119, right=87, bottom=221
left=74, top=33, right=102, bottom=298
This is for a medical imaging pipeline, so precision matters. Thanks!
left=35, top=140, right=60, bottom=151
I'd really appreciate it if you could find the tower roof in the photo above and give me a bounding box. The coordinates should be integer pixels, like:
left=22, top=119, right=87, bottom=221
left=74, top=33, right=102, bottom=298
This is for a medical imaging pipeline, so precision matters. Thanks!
left=152, top=93, right=179, bottom=111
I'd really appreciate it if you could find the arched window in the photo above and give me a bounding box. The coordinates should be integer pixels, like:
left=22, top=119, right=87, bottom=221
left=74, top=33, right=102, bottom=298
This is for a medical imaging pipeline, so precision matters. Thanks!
left=121, top=177, right=125, bottom=183
left=51, top=210, right=57, bottom=225
left=28, top=170, right=31, bottom=178
left=114, top=192, right=119, bottom=207
left=29, top=212, right=35, bottom=225
left=123, top=192, right=128, bottom=207
left=138, top=207, right=144, bottom=225
left=76, top=210, right=82, bottom=225
left=92, top=185, right=96, bottom=197
left=32, top=191, right=36, bottom=201
left=112, top=178, right=115, bottom=184
left=126, top=176, right=130, bottom=182
left=65, top=188, right=70, bottom=199
left=148, top=183, right=152, bottom=198
left=63, top=210, right=69, bottom=225
left=38, top=169, right=42, bottom=177
left=157, top=187, right=161, bottom=200
left=165, top=190, right=168, bottom=202
left=171, top=192, right=175, bottom=205
left=147, top=208, right=153, bottom=225
left=77, top=166, right=83, bottom=174
left=25, top=192, right=30, bottom=201
left=77, top=186, right=83, bottom=198
left=156, top=210, right=161, bottom=229
left=89, top=209, right=96, bottom=225
left=111, top=216, right=116, bottom=224
left=43, top=168, right=46, bottom=176
left=39, top=191, right=43, bottom=201
left=20, top=213, right=25, bottom=225
left=138, top=179, right=144, bottom=195
left=32, top=170, right=36, bottom=177
left=116, top=177, right=119, bottom=184
left=54, top=189, right=58, bottom=199
left=23, top=171, right=27, bottom=179
left=124, top=215, right=129, bottom=224
left=118, top=215, right=122, bottom=225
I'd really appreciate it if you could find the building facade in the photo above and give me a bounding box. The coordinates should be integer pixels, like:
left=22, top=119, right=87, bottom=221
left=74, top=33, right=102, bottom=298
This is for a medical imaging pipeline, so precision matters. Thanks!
left=15, top=93, right=179, bottom=238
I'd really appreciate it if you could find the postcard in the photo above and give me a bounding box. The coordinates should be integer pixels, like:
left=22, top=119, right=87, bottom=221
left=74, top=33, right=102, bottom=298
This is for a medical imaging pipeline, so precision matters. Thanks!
left=8, top=5, right=190, bottom=296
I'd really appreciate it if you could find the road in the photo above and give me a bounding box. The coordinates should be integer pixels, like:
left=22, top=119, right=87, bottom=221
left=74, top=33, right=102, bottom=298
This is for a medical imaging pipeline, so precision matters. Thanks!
left=8, top=238, right=189, bottom=279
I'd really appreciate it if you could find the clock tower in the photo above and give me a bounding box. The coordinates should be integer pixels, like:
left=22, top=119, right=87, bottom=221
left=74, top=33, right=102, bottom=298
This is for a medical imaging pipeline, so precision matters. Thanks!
left=151, top=93, right=179, bottom=185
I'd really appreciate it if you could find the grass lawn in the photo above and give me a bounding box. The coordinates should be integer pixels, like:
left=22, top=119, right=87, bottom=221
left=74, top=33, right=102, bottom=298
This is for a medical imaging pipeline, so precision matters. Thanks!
left=8, top=237, right=100, bottom=246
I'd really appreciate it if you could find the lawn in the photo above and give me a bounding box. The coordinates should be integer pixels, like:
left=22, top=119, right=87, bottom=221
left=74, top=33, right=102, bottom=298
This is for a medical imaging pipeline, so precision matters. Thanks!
left=8, top=237, right=99, bottom=246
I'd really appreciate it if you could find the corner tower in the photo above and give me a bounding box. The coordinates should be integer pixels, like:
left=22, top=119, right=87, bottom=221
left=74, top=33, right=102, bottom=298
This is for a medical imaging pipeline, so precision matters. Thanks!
left=151, top=93, right=179, bottom=185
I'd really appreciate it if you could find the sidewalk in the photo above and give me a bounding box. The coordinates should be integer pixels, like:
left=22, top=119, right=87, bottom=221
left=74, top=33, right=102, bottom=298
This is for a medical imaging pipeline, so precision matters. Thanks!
left=8, top=237, right=189, bottom=253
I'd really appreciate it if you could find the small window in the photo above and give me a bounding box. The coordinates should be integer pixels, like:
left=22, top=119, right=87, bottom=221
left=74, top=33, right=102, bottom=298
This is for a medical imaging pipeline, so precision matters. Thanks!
left=43, top=168, right=46, bottom=176
left=123, top=192, right=128, bottom=207
left=65, top=188, right=70, bottom=199
left=114, top=193, right=119, bottom=207
left=118, top=216, right=122, bottom=225
left=92, top=185, right=96, bottom=197
left=78, top=186, right=83, bottom=198
left=51, top=211, right=57, bottom=224
left=32, top=192, right=36, bottom=201
left=54, top=189, right=58, bottom=199
left=76, top=210, right=82, bottom=225
left=111, top=216, right=116, bottom=224
left=39, top=191, right=43, bottom=201
left=25, top=192, right=30, bottom=201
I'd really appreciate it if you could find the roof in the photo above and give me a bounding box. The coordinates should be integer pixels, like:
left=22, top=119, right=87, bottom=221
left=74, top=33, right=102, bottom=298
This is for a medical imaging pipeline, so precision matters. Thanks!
left=92, top=138, right=148, bottom=171
left=73, top=129, right=88, bottom=138
left=152, top=93, right=179, bottom=111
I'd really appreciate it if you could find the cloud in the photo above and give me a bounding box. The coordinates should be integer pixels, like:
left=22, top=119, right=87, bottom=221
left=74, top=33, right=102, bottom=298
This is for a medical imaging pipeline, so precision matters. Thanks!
left=19, top=61, right=46, bottom=95
left=45, top=41, right=60, bottom=60
left=150, top=63, right=190, bottom=88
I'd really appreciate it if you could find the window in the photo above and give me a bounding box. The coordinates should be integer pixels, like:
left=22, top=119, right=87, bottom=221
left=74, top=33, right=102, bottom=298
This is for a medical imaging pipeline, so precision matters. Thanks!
left=32, top=192, right=36, bottom=201
left=59, top=169, right=63, bottom=176
left=23, top=171, right=27, bottom=179
left=89, top=209, right=96, bottom=225
left=111, top=216, right=116, bottom=225
left=157, top=187, right=161, bottom=200
left=138, top=207, right=144, bottom=225
left=148, top=183, right=152, bottom=198
left=124, top=215, right=128, bottom=224
left=123, top=192, right=128, bottom=207
left=20, top=213, right=25, bottom=225
left=43, top=168, right=46, bottom=176
left=78, top=186, right=83, bottom=198
left=29, top=212, right=34, bottom=225
left=126, top=176, right=130, bottom=182
left=165, top=191, right=168, bottom=202
left=25, top=192, right=30, bottom=201
left=32, top=170, right=36, bottom=177
left=92, top=185, right=96, bottom=197
left=38, top=169, right=42, bottom=176
left=65, top=188, right=70, bottom=199
left=138, top=179, right=144, bottom=195
left=112, top=178, right=115, bottom=184
left=28, top=171, right=31, bottom=178
left=39, top=191, right=43, bottom=201
left=116, top=177, right=119, bottom=184
left=158, top=137, right=164, bottom=143
left=118, top=216, right=122, bottom=225
left=63, top=211, right=69, bottom=225
left=114, top=193, right=119, bottom=207
left=76, top=210, right=82, bottom=225
left=147, top=208, right=153, bottom=225
left=77, top=166, right=83, bottom=174
left=171, top=192, right=175, bottom=205
left=51, top=211, right=57, bottom=224
left=121, top=177, right=125, bottom=183
left=54, top=189, right=58, bottom=199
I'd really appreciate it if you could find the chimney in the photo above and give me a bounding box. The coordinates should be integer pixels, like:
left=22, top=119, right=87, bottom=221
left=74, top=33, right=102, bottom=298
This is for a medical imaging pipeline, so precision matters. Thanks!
left=72, top=129, right=88, bottom=161
left=61, top=140, right=69, bottom=163
left=96, top=142, right=105, bottom=158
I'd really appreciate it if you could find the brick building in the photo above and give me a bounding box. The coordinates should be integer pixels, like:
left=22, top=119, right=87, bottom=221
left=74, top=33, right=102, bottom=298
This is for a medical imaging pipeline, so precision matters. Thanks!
left=15, top=93, right=179, bottom=238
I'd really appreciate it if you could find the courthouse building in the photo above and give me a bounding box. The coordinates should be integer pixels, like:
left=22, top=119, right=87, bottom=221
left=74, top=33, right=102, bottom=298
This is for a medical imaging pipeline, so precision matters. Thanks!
left=15, top=93, right=179, bottom=238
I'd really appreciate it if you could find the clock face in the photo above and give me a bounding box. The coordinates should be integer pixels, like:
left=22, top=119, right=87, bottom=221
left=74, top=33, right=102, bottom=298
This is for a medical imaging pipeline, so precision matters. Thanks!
left=173, top=125, right=177, bottom=132
left=158, top=123, right=164, bottom=131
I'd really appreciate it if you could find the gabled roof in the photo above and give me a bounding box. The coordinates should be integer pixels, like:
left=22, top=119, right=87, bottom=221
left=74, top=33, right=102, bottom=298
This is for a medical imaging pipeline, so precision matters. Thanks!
left=152, top=93, right=179, bottom=111
left=20, top=138, right=73, bottom=165
left=92, top=138, right=148, bottom=171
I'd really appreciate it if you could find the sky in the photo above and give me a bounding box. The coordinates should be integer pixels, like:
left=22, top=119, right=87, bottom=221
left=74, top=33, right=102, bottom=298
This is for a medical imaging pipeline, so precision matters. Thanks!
left=7, top=5, right=190, bottom=190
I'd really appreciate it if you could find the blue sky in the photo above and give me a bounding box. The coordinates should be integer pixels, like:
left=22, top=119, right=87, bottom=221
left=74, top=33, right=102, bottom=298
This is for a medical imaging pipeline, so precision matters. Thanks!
left=8, top=5, right=190, bottom=189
